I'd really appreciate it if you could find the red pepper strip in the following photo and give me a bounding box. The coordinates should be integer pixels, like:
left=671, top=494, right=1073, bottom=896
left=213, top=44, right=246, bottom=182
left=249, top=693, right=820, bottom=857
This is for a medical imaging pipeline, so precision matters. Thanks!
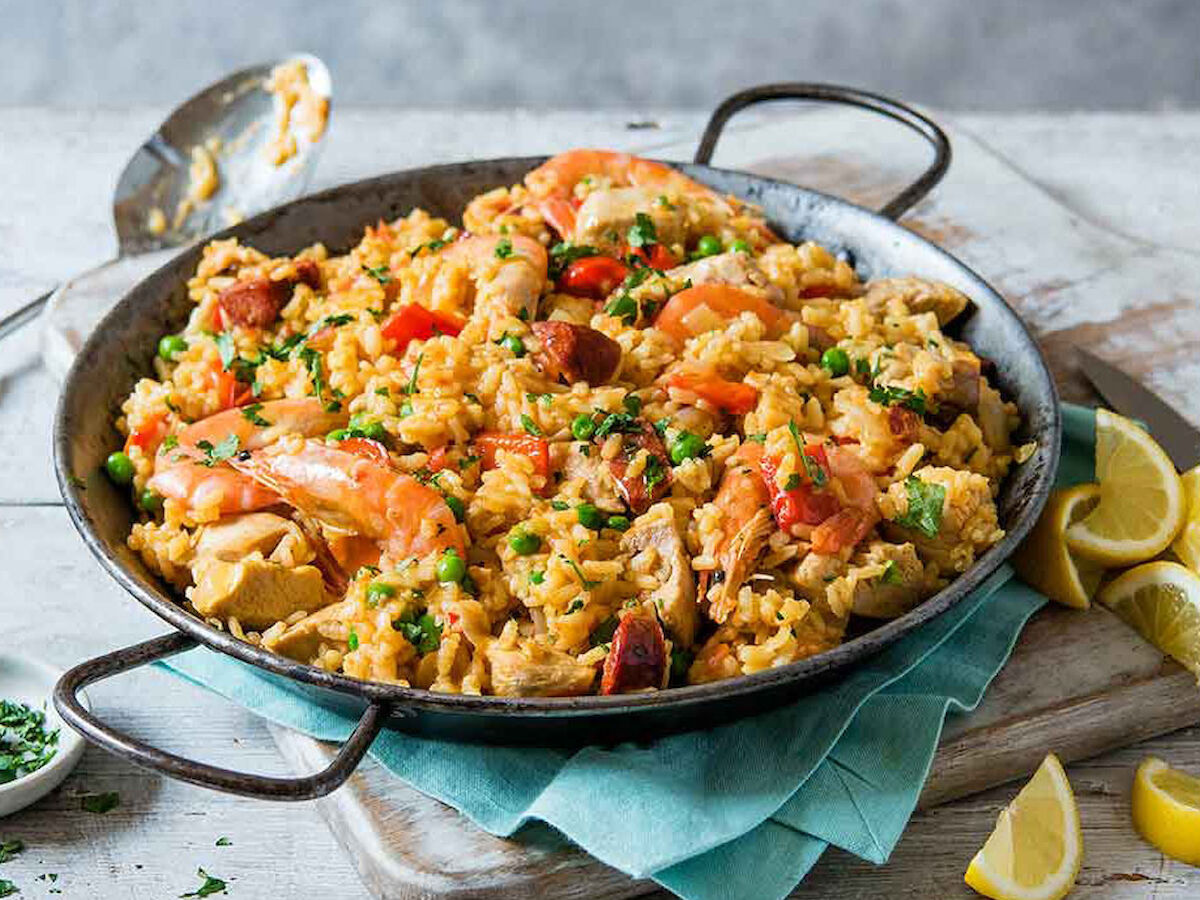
left=759, top=447, right=841, bottom=532
left=474, top=432, right=551, bottom=476
left=559, top=256, right=630, bottom=299
left=381, top=304, right=465, bottom=351
left=664, top=368, right=758, bottom=415
left=125, top=414, right=167, bottom=455
left=625, top=243, right=679, bottom=270
left=426, top=446, right=451, bottom=473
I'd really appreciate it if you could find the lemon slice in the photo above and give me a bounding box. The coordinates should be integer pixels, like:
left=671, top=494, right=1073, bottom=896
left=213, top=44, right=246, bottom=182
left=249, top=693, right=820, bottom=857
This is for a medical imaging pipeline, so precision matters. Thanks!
left=964, top=753, right=1082, bottom=900
left=1013, top=484, right=1104, bottom=608
left=1132, top=756, right=1200, bottom=866
left=1172, top=465, right=1200, bottom=573
left=1065, top=409, right=1185, bottom=566
left=1099, top=560, right=1200, bottom=678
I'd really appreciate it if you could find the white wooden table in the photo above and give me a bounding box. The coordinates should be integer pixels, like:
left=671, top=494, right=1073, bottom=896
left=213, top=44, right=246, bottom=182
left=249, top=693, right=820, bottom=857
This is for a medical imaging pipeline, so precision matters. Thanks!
left=1, top=108, right=1198, bottom=898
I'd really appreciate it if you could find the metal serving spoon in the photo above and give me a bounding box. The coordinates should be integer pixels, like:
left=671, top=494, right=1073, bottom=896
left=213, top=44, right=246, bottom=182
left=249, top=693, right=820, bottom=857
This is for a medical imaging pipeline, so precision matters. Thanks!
left=2, top=54, right=332, bottom=360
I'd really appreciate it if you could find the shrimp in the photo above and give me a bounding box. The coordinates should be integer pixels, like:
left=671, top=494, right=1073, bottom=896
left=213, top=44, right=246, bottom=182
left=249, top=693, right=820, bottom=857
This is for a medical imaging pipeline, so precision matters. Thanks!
left=653, top=284, right=793, bottom=345
left=229, top=439, right=466, bottom=566
left=704, top=442, right=774, bottom=624
left=421, top=234, right=548, bottom=325
left=147, top=399, right=347, bottom=515
left=811, top=446, right=881, bottom=556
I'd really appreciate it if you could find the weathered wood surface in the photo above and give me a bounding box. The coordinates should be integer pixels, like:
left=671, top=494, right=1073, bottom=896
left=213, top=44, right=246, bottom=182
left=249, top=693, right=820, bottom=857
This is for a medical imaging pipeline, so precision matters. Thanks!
left=1, top=108, right=1199, bottom=898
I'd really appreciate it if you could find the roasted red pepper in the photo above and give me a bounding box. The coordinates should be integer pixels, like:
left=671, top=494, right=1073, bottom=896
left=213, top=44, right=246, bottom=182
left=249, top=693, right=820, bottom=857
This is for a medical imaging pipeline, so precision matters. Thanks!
left=759, top=443, right=841, bottom=531
left=474, top=432, right=551, bottom=476
left=381, top=304, right=465, bottom=350
left=559, top=256, right=630, bottom=299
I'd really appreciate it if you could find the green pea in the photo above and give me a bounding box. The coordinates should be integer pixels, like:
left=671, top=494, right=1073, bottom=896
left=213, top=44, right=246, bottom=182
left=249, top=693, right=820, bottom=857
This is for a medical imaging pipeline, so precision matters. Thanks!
left=669, top=431, right=706, bottom=465
left=366, top=582, right=396, bottom=605
left=138, top=489, right=163, bottom=513
left=362, top=421, right=387, bottom=442
left=444, top=494, right=466, bottom=522
left=157, top=334, right=188, bottom=361
left=695, top=235, right=722, bottom=258
left=730, top=239, right=751, bottom=254
left=576, top=503, right=605, bottom=530
left=436, top=548, right=466, bottom=583
left=399, top=400, right=414, bottom=418
left=571, top=414, right=596, bottom=441
left=820, top=347, right=851, bottom=377
left=105, top=451, right=135, bottom=486
left=327, top=428, right=351, bottom=441
left=347, top=629, right=360, bottom=651
left=606, top=515, right=631, bottom=532
left=500, top=333, right=525, bottom=357
left=508, top=529, right=542, bottom=556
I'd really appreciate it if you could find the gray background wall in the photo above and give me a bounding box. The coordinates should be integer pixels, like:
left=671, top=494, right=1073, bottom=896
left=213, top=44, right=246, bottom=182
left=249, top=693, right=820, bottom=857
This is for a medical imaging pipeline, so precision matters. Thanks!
left=6, top=0, right=1199, bottom=110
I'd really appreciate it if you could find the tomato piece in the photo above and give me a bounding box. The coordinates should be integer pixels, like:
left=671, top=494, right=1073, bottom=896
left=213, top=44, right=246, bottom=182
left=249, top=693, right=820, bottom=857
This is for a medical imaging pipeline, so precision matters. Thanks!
left=759, top=449, right=841, bottom=531
left=559, top=256, right=630, bottom=299
left=339, top=437, right=392, bottom=466
left=811, top=507, right=878, bottom=555
left=125, top=414, right=167, bottom=455
left=381, top=304, right=465, bottom=350
left=474, top=432, right=551, bottom=476
left=664, top=367, right=757, bottom=415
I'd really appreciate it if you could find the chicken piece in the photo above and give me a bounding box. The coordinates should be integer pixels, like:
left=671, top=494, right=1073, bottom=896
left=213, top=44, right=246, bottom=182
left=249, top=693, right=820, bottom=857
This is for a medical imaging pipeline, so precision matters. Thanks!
left=791, top=551, right=847, bottom=600
left=607, top=421, right=672, bottom=515
left=976, top=382, right=1013, bottom=451
left=880, top=465, right=1004, bottom=573
left=188, top=557, right=329, bottom=629
left=561, top=442, right=626, bottom=512
left=846, top=541, right=925, bottom=619
left=621, top=503, right=698, bottom=645
left=600, top=607, right=668, bottom=694
left=861, top=277, right=970, bottom=326
left=531, top=321, right=622, bottom=385
left=573, top=186, right=687, bottom=253
left=193, top=512, right=310, bottom=563
left=486, top=641, right=596, bottom=697
left=667, top=251, right=784, bottom=304
left=263, top=603, right=345, bottom=661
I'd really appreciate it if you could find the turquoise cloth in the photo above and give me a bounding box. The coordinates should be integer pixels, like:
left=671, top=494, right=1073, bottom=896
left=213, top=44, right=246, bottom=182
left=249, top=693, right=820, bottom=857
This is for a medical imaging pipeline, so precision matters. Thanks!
left=161, top=404, right=1095, bottom=900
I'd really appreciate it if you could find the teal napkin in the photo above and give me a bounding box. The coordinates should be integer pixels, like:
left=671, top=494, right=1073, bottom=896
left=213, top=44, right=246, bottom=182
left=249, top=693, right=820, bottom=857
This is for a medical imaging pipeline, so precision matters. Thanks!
left=160, top=404, right=1095, bottom=900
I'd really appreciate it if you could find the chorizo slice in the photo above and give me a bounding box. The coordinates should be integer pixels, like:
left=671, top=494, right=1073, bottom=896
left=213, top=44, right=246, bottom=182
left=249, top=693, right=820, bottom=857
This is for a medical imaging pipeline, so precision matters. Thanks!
left=531, top=321, right=622, bottom=385
left=217, top=277, right=293, bottom=328
left=600, top=607, right=668, bottom=694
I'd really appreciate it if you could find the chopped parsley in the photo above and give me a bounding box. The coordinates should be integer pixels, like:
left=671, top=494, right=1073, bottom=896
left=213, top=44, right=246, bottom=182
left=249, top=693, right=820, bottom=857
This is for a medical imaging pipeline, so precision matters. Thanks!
left=881, top=560, right=903, bottom=585
left=215, top=836, right=233, bottom=847
left=494, top=238, right=514, bottom=259
left=393, top=612, right=442, bottom=654
left=589, top=615, right=619, bottom=647
left=627, top=212, right=657, bottom=248
left=362, top=263, right=392, bottom=285
left=550, top=500, right=570, bottom=511
left=195, top=434, right=240, bottom=468
left=784, top=473, right=801, bottom=491
left=593, top=412, right=641, bottom=439
left=180, top=867, right=227, bottom=897
left=800, top=449, right=828, bottom=488
left=560, top=555, right=599, bottom=589
left=0, top=880, right=15, bottom=898
left=893, top=476, right=946, bottom=538
left=160, top=434, right=180, bottom=453
left=403, top=353, right=423, bottom=395
left=603, top=293, right=639, bottom=325
left=0, top=840, right=23, bottom=864
left=239, top=404, right=270, bottom=427
left=215, top=332, right=237, bottom=370
left=410, top=238, right=450, bottom=257
left=643, top=454, right=666, bottom=491
left=622, top=394, right=642, bottom=416
left=525, top=392, right=554, bottom=406
left=744, top=433, right=767, bottom=444
left=80, top=791, right=120, bottom=814
left=548, top=242, right=600, bottom=279
left=298, top=346, right=333, bottom=408
left=566, top=599, right=585, bottom=614
left=520, top=414, right=543, bottom=437
left=869, top=384, right=928, bottom=415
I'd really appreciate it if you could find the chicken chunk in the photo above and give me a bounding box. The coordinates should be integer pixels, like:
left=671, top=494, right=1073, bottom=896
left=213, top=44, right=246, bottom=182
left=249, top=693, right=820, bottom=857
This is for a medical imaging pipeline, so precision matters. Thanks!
left=846, top=541, right=925, bottom=619
left=573, top=187, right=687, bottom=253
left=621, top=503, right=698, bottom=645
left=862, top=277, right=970, bottom=326
left=486, top=641, right=596, bottom=697
left=263, top=603, right=345, bottom=661
left=188, top=557, right=329, bottom=629
left=667, top=251, right=784, bottom=304
left=193, top=512, right=311, bottom=563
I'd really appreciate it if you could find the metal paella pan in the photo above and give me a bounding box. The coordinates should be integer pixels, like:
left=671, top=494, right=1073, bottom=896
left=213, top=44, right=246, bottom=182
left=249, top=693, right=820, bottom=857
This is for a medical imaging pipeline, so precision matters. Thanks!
left=53, top=84, right=1060, bottom=800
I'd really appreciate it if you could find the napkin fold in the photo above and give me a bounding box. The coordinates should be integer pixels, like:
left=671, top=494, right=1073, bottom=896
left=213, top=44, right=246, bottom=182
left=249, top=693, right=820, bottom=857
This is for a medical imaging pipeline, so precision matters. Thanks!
left=160, top=405, right=1095, bottom=900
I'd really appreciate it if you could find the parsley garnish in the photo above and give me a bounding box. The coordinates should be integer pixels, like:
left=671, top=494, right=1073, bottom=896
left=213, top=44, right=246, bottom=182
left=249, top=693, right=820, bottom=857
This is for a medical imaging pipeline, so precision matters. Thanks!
left=603, top=293, right=639, bottom=325
left=622, top=394, right=642, bottom=416
left=869, top=384, right=928, bottom=414
left=881, top=560, right=903, bottom=585
left=627, top=212, right=657, bottom=248
left=744, top=433, right=767, bottom=444
left=215, top=837, right=233, bottom=847
left=0, top=840, right=23, bottom=864
left=893, top=476, right=946, bottom=538
left=404, top=353, right=423, bottom=395
left=410, top=238, right=449, bottom=257
left=643, top=454, right=666, bottom=491
left=566, top=599, right=585, bottom=614
left=298, top=346, right=327, bottom=404
left=494, top=238, right=514, bottom=259
left=0, top=879, right=15, bottom=898
left=195, top=434, right=240, bottom=467
left=520, top=414, right=542, bottom=437
left=548, top=242, right=601, bottom=279
left=800, top=449, right=828, bottom=487
left=589, top=616, right=619, bottom=647
left=560, top=555, right=599, bottom=589
left=784, top=473, right=801, bottom=491
left=551, top=500, right=570, bottom=511
left=362, top=263, right=392, bottom=285
left=525, top=392, right=554, bottom=406
left=393, top=612, right=442, bottom=654
left=180, top=867, right=227, bottom=897
left=240, top=404, right=270, bottom=427
left=81, top=791, right=120, bottom=814
left=594, top=412, right=641, bottom=439
left=160, top=435, right=180, bottom=453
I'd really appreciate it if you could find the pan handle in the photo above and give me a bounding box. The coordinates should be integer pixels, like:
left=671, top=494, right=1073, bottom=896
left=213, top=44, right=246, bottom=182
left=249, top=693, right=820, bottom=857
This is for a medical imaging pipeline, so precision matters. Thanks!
left=53, top=631, right=387, bottom=801
left=694, top=82, right=952, bottom=221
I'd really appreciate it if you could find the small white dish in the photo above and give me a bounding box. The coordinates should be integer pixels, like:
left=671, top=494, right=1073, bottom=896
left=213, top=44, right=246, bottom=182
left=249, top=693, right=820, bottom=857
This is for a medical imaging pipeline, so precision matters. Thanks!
left=0, top=654, right=88, bottom=818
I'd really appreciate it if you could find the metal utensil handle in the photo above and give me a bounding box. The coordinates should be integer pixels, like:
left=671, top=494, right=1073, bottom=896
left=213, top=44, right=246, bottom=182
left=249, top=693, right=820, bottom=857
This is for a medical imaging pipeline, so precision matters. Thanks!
left=0, top=287, right=56, bottom=342
left=694, top=82, right=952, bottom=221
left=53, top=631, right=387, bottom=800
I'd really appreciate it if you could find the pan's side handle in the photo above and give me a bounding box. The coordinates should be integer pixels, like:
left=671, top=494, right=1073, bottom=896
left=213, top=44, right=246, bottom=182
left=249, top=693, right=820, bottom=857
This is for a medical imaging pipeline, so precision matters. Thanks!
left=695, top=82, right=951, bottom=221
left=53, top=632, right=387, bottom=801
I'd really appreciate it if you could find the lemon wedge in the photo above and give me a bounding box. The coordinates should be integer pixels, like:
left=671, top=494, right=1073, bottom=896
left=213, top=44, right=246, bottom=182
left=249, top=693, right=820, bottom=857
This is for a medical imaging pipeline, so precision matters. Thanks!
left=964, top=753, right=1082, bottom=900
left=1172, top=465, right=1200, bottom=574
left=1013, top=484, right=1104, bottom=608
left=1065, top=409, right=1185, bottom=566
left=1132, top=756, right=1200, bottom=866
left=1099, top=560, right=1200, bottom=678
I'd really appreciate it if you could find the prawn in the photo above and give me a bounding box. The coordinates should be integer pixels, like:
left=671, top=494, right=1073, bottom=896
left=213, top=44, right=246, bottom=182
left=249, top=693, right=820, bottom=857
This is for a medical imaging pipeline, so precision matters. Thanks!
left=420, top=234, right=548, bottom=325
left=810, top=446, right=881, bottom=555
left=229, top=438, right=466, bottom=567
left=704, top=442, right=774, bottom=624
left=653, top=284, right=793, bottom=345
left=147, top=398, right=346, bottom=516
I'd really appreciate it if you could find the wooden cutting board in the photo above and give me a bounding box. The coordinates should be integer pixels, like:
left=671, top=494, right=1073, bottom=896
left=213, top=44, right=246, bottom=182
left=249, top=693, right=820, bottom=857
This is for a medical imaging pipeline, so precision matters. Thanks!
left=268, top=109, right=1200, bottom=899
